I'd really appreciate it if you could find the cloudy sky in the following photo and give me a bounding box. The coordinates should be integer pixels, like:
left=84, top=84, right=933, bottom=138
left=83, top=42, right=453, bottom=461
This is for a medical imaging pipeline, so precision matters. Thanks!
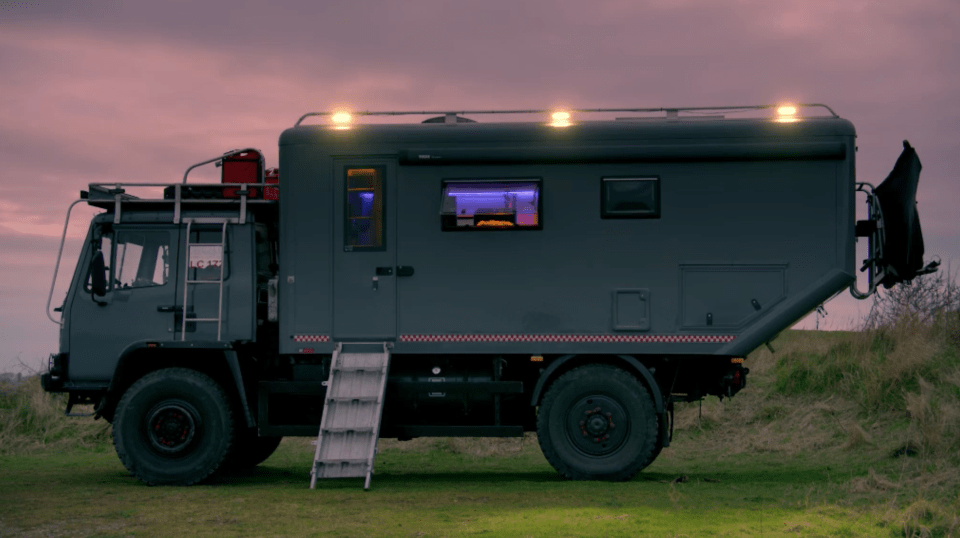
left=1, top=0, right=957, bottom=373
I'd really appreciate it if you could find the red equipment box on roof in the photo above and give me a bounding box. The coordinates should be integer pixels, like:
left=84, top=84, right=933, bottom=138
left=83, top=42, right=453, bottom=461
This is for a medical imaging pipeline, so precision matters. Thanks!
left=222, top=149, right=263, bottom=198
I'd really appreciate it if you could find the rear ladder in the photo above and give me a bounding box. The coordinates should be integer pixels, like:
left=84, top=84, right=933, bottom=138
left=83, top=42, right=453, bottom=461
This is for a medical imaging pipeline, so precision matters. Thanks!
left=310, top=342, right=391, bottom=490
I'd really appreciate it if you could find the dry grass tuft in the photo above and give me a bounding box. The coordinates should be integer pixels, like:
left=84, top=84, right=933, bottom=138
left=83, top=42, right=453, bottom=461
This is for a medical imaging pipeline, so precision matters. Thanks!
left=846, top=468, right=900, bottom=494
left=843, top=421, right=872, bottom=450
left=899, top=498, right=960, bottom=538
left=0, top=376, right=111, bottom=455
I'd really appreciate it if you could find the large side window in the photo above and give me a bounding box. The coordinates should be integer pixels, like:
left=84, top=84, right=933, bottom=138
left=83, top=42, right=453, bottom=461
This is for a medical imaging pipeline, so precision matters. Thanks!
left=440, top=179, right=542, bottom=230
left=601, top=177, right=660, bottom=218
left=344, top=167, right=385, bottom=251
left=115, top=231, right=170, bottom=288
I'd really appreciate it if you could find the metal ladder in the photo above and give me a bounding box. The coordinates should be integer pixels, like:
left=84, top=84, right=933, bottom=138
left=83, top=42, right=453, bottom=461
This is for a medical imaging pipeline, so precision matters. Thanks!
left=180, top=218, right=233, bottom=340
left=310, top=342, right=391, bottom=490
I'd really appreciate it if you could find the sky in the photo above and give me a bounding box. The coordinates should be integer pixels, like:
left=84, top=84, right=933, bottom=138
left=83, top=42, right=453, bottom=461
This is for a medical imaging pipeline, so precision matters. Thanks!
left=1, top=0, right=958, bottom=373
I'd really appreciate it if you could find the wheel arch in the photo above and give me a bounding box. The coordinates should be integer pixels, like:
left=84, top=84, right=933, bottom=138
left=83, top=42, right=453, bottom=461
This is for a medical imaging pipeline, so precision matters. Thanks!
left=101, top=342, right=254, bottom=428
left=530, top=354, right=664, bottom=414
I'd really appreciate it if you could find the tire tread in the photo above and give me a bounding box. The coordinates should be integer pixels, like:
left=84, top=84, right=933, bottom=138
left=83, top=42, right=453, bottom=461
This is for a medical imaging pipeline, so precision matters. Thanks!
left=537, top=364, right=658, bottom=481
left=112, top=367, right=234, bottom=486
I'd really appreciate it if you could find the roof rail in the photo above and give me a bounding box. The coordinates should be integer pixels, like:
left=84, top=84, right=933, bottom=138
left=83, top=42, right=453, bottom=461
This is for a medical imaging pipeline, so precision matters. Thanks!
left=294, top=104, right=838, bottom=127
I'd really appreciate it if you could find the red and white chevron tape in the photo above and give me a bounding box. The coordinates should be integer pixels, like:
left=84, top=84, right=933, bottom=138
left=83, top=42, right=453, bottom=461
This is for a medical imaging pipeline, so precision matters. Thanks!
left=398, top=334, right=734, bottom=344
left=292, top=334, right=330, bottom=343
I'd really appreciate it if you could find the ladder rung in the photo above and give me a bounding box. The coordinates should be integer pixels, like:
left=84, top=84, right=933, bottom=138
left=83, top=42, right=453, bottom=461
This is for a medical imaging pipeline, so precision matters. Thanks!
left=322, top=427, right=375, bottom=433
left=187, top=242, right=226, bottom=247
left=334, top=366, right=382, bottom=372
left=187, top=318, right=221, bottom=322
left=316, top=458, right=368, bottom=466
left=328, top=395, right=379, bottom=401
left=185, top=280, right=222, bottom=284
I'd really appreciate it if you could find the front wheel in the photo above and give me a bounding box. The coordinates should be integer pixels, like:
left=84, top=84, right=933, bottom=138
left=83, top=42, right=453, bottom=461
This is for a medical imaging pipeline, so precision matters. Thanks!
left=112, top=368, right=234, bottom=485
left=537, top=364, right=658, bottom=481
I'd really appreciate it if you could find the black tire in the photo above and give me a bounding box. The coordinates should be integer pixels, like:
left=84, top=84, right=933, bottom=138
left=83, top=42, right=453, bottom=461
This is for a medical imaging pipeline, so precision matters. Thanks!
left=537, top=364, right=658, bottom=481
left=112, top=368, right=234, bottom=486
left=223, top=428, right=282, bottom=470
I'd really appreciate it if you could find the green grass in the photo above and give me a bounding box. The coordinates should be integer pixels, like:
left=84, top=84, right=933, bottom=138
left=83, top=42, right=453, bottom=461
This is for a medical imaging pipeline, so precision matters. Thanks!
left=0, top=438, right=913, bottom=537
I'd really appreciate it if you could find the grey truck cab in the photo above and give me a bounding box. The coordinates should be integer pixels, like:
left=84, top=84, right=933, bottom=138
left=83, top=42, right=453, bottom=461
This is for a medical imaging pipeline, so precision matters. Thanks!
left=42, top=105, right=936, bottom=488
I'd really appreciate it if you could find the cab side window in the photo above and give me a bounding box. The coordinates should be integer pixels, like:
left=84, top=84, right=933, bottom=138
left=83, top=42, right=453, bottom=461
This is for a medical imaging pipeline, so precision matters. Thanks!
left=115, top=231, right=170, bottom=288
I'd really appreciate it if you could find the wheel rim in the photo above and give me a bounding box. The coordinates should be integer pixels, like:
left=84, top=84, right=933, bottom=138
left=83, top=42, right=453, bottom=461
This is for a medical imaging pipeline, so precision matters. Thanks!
left=146, top=400, right=200, bottom=455
left=565, top=395, right=629, bottom=457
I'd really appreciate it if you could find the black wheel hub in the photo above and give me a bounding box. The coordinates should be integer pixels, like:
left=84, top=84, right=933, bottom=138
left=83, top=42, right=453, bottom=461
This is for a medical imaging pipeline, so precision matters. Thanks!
left=567, top=395, right=628, bottom=456
left=147, top=401, right=199, bottom=455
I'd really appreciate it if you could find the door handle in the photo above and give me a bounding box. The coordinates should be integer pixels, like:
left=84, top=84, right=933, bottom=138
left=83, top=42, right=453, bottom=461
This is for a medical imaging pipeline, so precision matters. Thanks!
left=397, top=266, right=415, bottom=277
left=375, top=266, right=393, bottom=276
left=157, top=305, right=181, bottom=312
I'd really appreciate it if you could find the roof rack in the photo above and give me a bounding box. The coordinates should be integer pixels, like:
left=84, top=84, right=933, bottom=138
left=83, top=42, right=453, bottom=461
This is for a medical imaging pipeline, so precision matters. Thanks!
left=294, top=103, right=838, bottom=127
left=84, top=182, right=278, bottom=225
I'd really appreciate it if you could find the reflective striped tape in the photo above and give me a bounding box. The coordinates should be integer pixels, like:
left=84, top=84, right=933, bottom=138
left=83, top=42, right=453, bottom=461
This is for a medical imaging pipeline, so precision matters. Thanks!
left=398, top=334, right=734, bottom=343
left=292, top=334, right=734, bottom=344
left=293, top=335, right=330, bottom=343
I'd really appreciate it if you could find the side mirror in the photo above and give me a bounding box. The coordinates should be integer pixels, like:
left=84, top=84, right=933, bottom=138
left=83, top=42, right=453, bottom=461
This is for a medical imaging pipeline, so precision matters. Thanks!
left=90, top=251, right=108, bottom=297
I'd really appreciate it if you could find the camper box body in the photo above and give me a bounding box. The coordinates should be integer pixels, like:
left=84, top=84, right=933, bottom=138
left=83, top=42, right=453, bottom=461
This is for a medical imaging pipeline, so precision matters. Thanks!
left=277, top=117, right=857, bottom=357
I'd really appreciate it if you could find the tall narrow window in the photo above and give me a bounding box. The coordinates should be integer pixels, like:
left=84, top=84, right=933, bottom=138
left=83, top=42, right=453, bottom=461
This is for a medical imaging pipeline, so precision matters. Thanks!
left=440, top=179, right=542, bottom=230
left=345, top=167, right=385, bottom=251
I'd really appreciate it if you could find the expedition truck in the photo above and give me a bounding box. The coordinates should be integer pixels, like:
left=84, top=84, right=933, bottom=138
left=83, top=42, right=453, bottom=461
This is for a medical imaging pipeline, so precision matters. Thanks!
left=41, top=105, right=937, bottom=488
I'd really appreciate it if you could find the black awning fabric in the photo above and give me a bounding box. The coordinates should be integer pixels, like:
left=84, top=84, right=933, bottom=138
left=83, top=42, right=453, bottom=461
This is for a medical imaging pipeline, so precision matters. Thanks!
left=874, top=141, right=930, bottom=288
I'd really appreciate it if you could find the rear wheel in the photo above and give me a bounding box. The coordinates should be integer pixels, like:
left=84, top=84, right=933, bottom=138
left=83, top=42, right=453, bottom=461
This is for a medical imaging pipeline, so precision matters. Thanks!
left=537, top=364, right=658, bottom=481
left=113, top=368, right=233, bottom=485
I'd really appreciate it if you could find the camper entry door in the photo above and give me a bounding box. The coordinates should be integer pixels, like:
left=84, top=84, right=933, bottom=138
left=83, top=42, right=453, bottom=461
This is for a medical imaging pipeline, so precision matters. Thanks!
left=332, top=160, right=398, bottom=340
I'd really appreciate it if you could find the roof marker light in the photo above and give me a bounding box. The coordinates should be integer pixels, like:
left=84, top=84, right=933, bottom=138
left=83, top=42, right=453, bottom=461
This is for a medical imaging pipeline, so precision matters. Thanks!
left=331, top=111, right=352, bottom=129
left=775, top=105, right=799, bottom=123
left=550, top=111, right=572, bottom=127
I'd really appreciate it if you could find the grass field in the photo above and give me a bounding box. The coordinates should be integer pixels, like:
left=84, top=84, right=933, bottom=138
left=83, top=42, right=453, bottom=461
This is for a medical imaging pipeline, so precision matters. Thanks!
left=2, top=321, right=958, bottom=537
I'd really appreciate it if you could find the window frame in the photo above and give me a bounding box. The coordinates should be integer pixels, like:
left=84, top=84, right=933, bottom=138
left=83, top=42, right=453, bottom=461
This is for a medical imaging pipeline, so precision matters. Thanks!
left=600, top=176, right=661, bottom=219
left=114, top=230, right=172, bottom=289
left=83, top=225, right=113, bottom=293
left=343, top=165, right=387, bottom=252
left=440, top=177, right=543, bottom=231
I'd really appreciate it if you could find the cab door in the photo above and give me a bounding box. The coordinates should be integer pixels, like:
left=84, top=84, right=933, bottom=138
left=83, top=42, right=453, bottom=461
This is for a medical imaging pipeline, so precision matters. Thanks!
left=68, top=225, right=179, bottom=381
left=332, top=160, right=397, bottom=340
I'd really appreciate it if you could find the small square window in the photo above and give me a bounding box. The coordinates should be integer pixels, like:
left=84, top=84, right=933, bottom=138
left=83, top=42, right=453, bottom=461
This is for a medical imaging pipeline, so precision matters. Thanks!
left=601, top=177, right=659, bottom=218
left=441, top=179, right=541, bottom=230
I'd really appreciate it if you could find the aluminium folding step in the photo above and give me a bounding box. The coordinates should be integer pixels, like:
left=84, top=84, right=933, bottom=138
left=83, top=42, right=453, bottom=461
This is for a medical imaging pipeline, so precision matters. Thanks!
left=309, top=342, right=391, bottom=490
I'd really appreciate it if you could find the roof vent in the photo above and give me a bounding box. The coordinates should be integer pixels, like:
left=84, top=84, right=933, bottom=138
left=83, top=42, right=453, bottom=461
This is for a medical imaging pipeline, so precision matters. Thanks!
left=422, top=113, right=477, bottom=124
